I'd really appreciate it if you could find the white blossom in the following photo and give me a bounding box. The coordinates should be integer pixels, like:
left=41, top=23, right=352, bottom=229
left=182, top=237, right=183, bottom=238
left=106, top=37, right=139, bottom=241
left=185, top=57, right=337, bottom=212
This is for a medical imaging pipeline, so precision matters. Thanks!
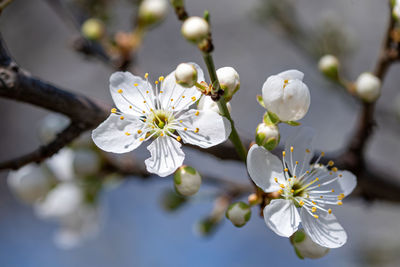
left=92, top=63, right=231, bottom=177
left=355, top=72, right=381, bottom=102
left=181, top=17, right=209, bottom=43
left=247, top=127, right=357, bottom=248
left=197, top=95, right=231, bottom=115
left=262, top=70, right=310, bottom=121
left=394, top=0, right=400, bottom=20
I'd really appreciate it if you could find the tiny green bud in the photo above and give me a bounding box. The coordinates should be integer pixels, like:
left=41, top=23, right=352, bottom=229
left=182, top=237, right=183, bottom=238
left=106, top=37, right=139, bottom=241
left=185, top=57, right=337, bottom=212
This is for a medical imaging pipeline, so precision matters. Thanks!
left=255, top=123, right=280, bottom=151
left=160, top=189, right=187, bottom=212
left=196, top=217, right=218, bottom=236
left=138, top=0, right=168, bottom=27
left=174, top=165, right=202, bottom=196
left=216, top=67, right=240, bottom=101
left=181, top=16, right=209, bottom=43
left=81, top=18, right=105, bottom=41
left=355, top=72, right=381, bottom=102
left=175, top=63, right=198, bottom=88
left=291, top=229, right=330, bottom=259
left=318, top=54, right=339, bottom=80
left=225, top=201, right=251, bottom=227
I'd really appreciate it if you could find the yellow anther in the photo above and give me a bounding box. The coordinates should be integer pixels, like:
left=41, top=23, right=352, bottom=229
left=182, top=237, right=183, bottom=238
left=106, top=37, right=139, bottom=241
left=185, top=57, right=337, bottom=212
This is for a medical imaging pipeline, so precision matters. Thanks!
left=137, top=130, right=142, bottom=134
left=143, top=119, right=147, bottom=122
left=159, top=76, right=164, bottom=82
left=129, top=105, right=132, bottom=109
left=288, top=178, right=292, bottom=182
left=191, top=96, right=196, bottom=101
left=318, top=184, right=321, bottom=187
left=311, top=207, right=317, bottom=212
left=328, top=209, right=332, bottom=214
left=120, top=116, right=124, bottom=120
left=321, top=152, right=325, bottom=156
left=280, top=184, right=285, bottom=188
left=155, top=81, right=159, bottom=84
left=170, top=98, right=174, bottom=102
left=278, top=189, right=284, bottom=194
left=117, top=89, right=123, bottom=93
left=182, top=95, right=185, bottom=98
left=293, top=176, right=296, bottom=179
left=146, top=91, right=149, bottom=94
left=332, top=167, right=338, bottom=172
left=299, top=201, right=304, bottom=206
left=143, top=101, right=147, bottom=103
left=331, top=189, right=335, bottom=193
left=274, top=177, right=278, bottom=183
left=284, top=168, right=288, bottom=172
left=134, top=83, right=138, bottom=87
left=172, top=107, right=175, bottom=109
left=339, top=174, right=343, bottom=178
left=315, top=177, right=319, bottom=181
left=176, top=136, right=181, bottom=142
left=179, top=120, right=183, bottom=123
left=306, top=171, right=310, bottom=174
left=282, top=151, right=286, bottom=157
left=139, top=138, right=144, bottom=141
left=320, top=196, right=323, bottom=199
left=111, top=108, right=117, bottom=113
left=295, top=161, right=299, bottom=165
left=312, top=201, right=316, bottom=205
left=337, top=201, right=343, bottom=206
left=160, top=90, right=163, bottom=93
left=291, top=189, right=294, bottom=193
left=328, top=160, right=334, bottom=166
left=306, top=148, right=310, bottom=153
left=314, top=215, right=319, bottom=219
left=290, top=146, right=294, bottom=152
left=184, top=128, right=187, bottom=131
left=329, top=172, right=333, bottom=175
left=195, top=128, right=199, bottom=133
left=144, top=73, right=149, bottom=79
left=125, top=132, right=131, bottom=136
left=195, top=111, right=199, bottom=116
left=142, top=111, right=146, bottom=114
left=160, top=132, right=164, bottom=136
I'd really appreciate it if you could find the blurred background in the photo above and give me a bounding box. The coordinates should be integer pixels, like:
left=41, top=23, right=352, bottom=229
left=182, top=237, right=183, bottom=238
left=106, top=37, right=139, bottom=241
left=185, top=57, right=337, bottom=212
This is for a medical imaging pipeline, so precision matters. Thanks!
left=1, top=0, right=400, bottom=266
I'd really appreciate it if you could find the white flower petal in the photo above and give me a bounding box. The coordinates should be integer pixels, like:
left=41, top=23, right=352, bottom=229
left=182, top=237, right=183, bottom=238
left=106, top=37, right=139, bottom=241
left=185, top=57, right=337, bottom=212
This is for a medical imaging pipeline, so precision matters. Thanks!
left=247, top=145, right=286, bottom=192
left=277, top=69, right=304, bottom=81
left=159, top=63, right=204, bottom=111
left=109, top=72, right=154, bottom=115
left=145, top=136, right=185, bottom=177
left=177, top=109, right=231, bottom=148
left=263, top=199, right=300, bottom=237
left=284, top=127, right=315, bottom=177
left=300, top=208, right=347, bottom=248
left=92, top=114, right=144, bottom=153
left=317, top=170, right=357, bottom=198
left=46, top=148, right=75, bottom=182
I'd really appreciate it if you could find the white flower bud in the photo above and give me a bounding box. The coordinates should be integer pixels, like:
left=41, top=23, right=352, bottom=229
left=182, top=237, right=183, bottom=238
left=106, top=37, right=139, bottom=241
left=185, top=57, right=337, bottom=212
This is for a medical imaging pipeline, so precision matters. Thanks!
left=226, top=201, right=251, bottom=227
left=181, top=16, right=209, bottom=43
left=393, top=0, right=400, bottom=20
left=262, top=70, right=310, bottom=122
left=291, top=230, right=330, bottom=259
left=7, top=164, right=52, bottom=204
left=216, top=67, right=240, bottom=100
left=81, top=18, right=105, bottom=41
left=197, top=95, right=232, bottom=115
left=318, top=55, right=339, bottom=80
left=355, top=72, right=381, bottom=102
left=138, top=0, right=168, bottom=27
left=175, top=63, right=198, bottom=88
left=73, top=149, right=101, bottom=176
left=255, top=123, right=280, bottom=151
left=174, top=165, right=202, bottom=196
left=38, top=114, right=70, bottom=145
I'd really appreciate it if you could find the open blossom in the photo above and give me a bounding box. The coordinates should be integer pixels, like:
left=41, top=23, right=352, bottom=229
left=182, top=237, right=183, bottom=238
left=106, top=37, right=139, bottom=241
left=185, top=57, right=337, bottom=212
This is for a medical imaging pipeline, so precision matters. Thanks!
left=92, top=63, right=231, bottom=177
left=247, top=127, right=357, bottom=248
left=262, top=70, right=310, bottom=121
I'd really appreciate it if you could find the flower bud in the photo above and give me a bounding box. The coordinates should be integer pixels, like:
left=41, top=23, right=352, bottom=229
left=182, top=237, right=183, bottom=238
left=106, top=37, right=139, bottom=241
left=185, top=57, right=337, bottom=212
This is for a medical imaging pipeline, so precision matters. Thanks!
left=262, top=70, right=310, bottom=121
left=174, top=165, right=202, bottom=196
left=175, top=63, right=198, bottom=88
left=355, top=72, right=381, bottom=102
left=81, top=18, right=105, bottom=41
left=160, top=189, right=187, bottom=212
left=226, top=201, right=251, bottom=227
left=318, top=54, right=339, bottom=80
left=196, top=217, right=219, bottom=236
left=291, top=229, right=330, bottom=259
left=7, top=164, right=52, bottom=204
left=138, top=0, right=168, bottom=27
left=393, top=0, right=400, bottom=20
left=255, top=123, right=280, bottom=151
left=216, top=67, right=240, bottom=101
left=248, top=193, right=260, bottom=206
left=197, top=96, right=232, bottom=115
left=181, top=16, right=209, bottom=43
left=73, top=149, right=101, bottom=176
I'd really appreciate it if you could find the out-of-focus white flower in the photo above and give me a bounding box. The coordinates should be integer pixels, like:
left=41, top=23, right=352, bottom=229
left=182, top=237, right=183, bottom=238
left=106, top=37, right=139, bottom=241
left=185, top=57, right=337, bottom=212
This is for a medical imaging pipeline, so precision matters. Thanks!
left=92, top=64, right=231, bottom=177
left=216, top=67, right=240, bottom=100
left=175, top=63, right=198, bottom=88
left=318, top=55, right=339, bottom=79
left=174, top=165, right=202, bottom=196
left=81, top=18, right=105, bottom=41
left=255, top=123, right=280, bottom=151
left=247, top=127, right=357, bottom=248
left=73, top=148, right=101, bottom=176
left=7, top=164, right=52, bottom=204
left=46, top=148, right=75, bottom=182
left=38, top=114, right=70, bottom=144
left=181, top=16, right=209, bottom=43
left=262, top=70, right=310, bottom=122
left=226, top=201, right=251, bottom=227
left=355, top=72, right=381, bottom=102
left=138, top=0, right=168, bottom=27
left=291, top=229, right=330, bottom=259
left=393, top=0, right=400, bottom=20
left=197, top=95, right=231, bottom=115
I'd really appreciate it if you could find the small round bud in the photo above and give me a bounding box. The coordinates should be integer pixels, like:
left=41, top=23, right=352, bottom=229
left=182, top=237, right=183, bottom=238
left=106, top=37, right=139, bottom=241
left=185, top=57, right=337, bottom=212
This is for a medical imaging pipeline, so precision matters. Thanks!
left=73, top=149, right=101, bottom=176
left=318, top=54, right=339, bottom=80
left=174, top=165, right=202, bottom=196
left=216, top=67, right=240, bottom=101
left=81, top=18, right=105, bottom=41
left=255, top=123, right=280, bottom=151
left=138, top=0, right=168, bottom=27
left=197, top=96, right=232, bottom=115
left=181, top=16, right=209, bottom=43
left=7, top=164, right=52, bottom=204
left=175, top=63, right=198, bottom=88
left=291, top=229, right=330, bottom=259
left=355, top=72, right=381, bottom=102
left=225, top=201, right=251, bottom=227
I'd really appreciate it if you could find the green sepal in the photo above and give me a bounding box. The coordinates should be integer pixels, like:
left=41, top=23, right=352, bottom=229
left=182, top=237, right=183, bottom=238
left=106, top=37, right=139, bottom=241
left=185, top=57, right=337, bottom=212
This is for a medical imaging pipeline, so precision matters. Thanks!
left=294, top=247, right=305, bottom=260
left=256, top=95, right=265, bottom=108
left=263, top=111, right=280, bottom=126
left=264, top=137, right=278, bottom=151
left=284, top=120, right=301, bottom=126
left=203, top=10, right=210, bottom=22
left=292, top=230, right=306, bottom=243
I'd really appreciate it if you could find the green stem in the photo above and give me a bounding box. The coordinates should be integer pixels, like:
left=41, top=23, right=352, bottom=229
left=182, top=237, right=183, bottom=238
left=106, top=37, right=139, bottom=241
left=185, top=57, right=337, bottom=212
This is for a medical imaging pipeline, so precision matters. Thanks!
left=202, top=52, right=247, bottom=162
